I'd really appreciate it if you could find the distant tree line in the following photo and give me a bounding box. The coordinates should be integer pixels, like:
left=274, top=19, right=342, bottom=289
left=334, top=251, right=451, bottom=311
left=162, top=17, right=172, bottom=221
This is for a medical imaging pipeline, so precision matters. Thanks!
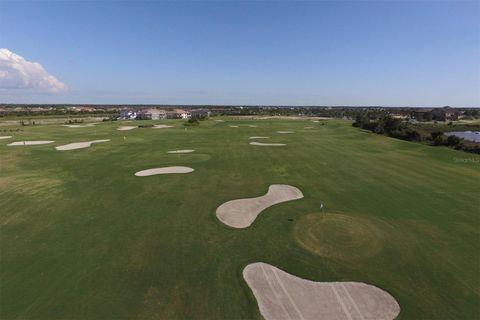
left=353, top=115, right=480, bottom=154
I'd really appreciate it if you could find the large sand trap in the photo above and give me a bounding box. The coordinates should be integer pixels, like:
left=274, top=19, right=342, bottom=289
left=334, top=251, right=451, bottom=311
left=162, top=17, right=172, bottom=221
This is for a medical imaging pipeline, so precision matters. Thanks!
left=216, top=184, right=303, bottom=228
left=0, top=136, right=12, bottom=139
left=117, top=126, right=137, bottom=131
left=249, top=136, right=270, bottom=139
left=56, top=139, right=110, bottom=151
left=135, top=166, right=194, bottom=176
left=167, top=149, right=195, bottom=154
left=153, top=125, right=174, bottom=129
left=277, top=131, right=295, bottom=134
left=250, top=142, right=286, bottom=147
left=8, top=141, right=54, bottom=146
left=244, top=262, right=400, bottom=320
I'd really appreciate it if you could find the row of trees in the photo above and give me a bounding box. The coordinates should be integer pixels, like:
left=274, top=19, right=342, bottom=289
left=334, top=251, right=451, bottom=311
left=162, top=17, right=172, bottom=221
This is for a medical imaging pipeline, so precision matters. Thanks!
left=353, top=114, right=421, bottom=141
left=353, top=115, right=480, bottom=154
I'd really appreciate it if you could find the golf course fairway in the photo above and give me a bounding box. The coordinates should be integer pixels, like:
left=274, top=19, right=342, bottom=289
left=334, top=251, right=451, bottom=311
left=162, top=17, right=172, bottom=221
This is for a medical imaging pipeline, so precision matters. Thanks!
left=1, top=118, right=479, bottom=319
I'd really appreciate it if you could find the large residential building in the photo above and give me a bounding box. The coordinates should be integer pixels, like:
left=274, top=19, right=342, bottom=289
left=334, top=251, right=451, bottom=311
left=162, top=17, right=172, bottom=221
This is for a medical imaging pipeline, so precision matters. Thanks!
left=143, top=108, right=167, bottom=120
left=190, top=109, right=211, bottom=118
left=166, top=109, right=190, bottom=119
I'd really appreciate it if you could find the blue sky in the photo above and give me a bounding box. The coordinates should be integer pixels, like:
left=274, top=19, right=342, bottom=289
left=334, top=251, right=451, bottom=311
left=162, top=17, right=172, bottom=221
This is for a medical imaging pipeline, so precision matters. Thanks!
left=0, top=1, right=479, bottom=106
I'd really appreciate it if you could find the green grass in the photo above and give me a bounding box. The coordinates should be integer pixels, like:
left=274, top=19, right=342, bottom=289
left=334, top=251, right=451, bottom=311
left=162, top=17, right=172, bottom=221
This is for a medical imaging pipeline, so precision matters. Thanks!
left=1, top=118, right=479, bottom=319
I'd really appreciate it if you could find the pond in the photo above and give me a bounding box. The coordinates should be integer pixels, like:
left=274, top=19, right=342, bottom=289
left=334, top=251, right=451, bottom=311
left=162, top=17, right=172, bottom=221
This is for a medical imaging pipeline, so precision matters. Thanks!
left=445, top=131, right=480, bottom=143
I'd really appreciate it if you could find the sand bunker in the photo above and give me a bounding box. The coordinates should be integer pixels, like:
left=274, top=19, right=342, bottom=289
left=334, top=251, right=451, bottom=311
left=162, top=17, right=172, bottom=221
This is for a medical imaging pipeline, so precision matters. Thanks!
left=0, top=136, right=12, bottom=139
left=247, top=125, right=258, bottom=127
left=8, top=141, right=54, bottom=146
left=63, top=123, right=98, bottom=128
left=244, top=262, right=400, bottom=320
left=153, top=125, right=174, bottom=129
left=250, top=142, right=286, bottom=147
left=230, top=125, right=239, bottom=128
left=135, top=166, right=194, bottom=176
left=214, top=119, right=224, bottom=122
left=304, top=126, right=314, bottom=129
left=56, top=139, right=110, bottom=151
left=277, top=131, right=295, bottom=134
left=117, top=126, right=137, bottom=131
left=249, top=136, right=270, bottom=139
left=167, top=150, right=195, bottom=154
left=216, top=184, right=303, bottom=228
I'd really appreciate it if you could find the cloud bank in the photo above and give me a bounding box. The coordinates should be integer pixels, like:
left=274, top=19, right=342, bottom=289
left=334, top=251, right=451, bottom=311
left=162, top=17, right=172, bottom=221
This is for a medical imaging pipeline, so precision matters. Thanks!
left=0, top=48, right=66, bottom=92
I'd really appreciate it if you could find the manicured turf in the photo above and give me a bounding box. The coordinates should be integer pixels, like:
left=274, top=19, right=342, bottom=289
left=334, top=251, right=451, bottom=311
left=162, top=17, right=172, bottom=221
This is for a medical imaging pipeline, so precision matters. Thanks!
left=1, top=118, right=479, bottom=319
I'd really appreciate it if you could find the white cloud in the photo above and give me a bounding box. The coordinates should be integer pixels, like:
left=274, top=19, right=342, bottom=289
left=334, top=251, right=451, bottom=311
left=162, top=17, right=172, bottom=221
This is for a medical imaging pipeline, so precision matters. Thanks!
left=0, top=48, right=66, bottom=93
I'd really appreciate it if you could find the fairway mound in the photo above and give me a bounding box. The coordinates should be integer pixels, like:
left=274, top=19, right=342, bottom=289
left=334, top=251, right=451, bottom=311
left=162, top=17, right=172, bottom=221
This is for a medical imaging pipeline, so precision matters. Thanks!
left=249, top=136, right=269, bottom=139
left=56, top=139, right=110, bottom=151
left=250, top=142, right=286, bottom=147
left=294, top=213, right=384, bottom=261
left=8, top=141, right=54, bottom=146
left=277, top=131, right=295, bottom=134
left=0, top=136, right=12, bottom=139
left=135, top=166, right=194, bottom=176
left=117, top=126, right=137, bottom=131
left=216, top=184, right=303, bottom=228
left=243, top=262, right=400, bottom=320
left=153, top=125, right=174, bottom=129
left=167, top=149, right=195, bottom=154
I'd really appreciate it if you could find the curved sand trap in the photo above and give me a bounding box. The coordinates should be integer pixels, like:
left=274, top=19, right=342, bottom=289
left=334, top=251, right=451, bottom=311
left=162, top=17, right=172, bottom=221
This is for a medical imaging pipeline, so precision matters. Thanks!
left=56, top=139, right=110, bottom=151
left=167, top=149, right=195, bottom=154
left=249, top=136, right=269, bottom=139
left=135, top=166, right=194, bottom=176
left=0, top=136, right=12, bottom=139
left=117, top=126, right=137, bottom=131
left=277, top=131, right=295, bottom=134
left=153, top=124, right=174, bottom=129
left=229, top=125, right=239, bottom=128
left=250, top=142, right=286, bottom=147
left=8, top=141, right=54, bottom=146
left=216, top=184, right=303, bottom=228
left=244, top=262, right=400, bottom=320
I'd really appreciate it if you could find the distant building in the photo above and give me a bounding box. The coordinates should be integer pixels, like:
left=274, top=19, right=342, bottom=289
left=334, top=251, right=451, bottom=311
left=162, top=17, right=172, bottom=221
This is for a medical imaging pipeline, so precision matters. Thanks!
left=166, top=109, right=190, bottom=119
left=189, top=109, right=211, bottom=118
left=79, top=107, right=95, bottom=112
left=118, top=110, right=138, bottom=120
left=143, top=108, right=167, bottom=120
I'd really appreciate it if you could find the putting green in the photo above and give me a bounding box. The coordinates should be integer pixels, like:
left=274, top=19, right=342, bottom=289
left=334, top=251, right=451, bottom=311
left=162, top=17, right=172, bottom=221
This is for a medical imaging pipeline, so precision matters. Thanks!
left=294, top=213, right=384, bottom=261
